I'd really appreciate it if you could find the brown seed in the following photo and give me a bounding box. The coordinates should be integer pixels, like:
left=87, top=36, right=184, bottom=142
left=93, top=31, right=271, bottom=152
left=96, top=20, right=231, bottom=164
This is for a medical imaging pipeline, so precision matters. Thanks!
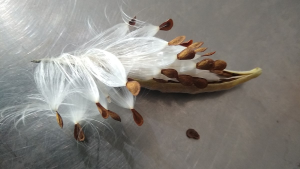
left=74, top=123, right=85, bottom=142
left=126, top=81, right=141, bottom=96
left=186, top=129, right=200, bottom=140
left=108, top=110, right=121, bottom=122
left=177, top=75, right=194, bottom=86
left=177, top=48, right=196, bottom=60
left=193, top=77, right=208, bottom=89
left=189, top=42, right=204, bottom=49
left=168, top=36, right=186, bottom=46
left=159, top=19, right=173, bottom=31
left=210, top=69, right=224, bottom=75
left=153, top=78, right=168, bottom=83
left=194, top=47, right=207, bottom=53
left=161, top=69, right=178, bottom=78
left=202, top=51, right=216, bottom=56
left=221, top=71, right=233, bottom=77
left=129, top=16, right=136, bottom=26
left=96, top=102, right=109, bottom=119
left=56, top=111, right=63, bottom=128
left=131, top=109, right=144, bottom=126
left=196, top=58, right=214, bottom=70
left=213, top=60, right=227, bottom=70
left=180, top=40, right=193, bottom=47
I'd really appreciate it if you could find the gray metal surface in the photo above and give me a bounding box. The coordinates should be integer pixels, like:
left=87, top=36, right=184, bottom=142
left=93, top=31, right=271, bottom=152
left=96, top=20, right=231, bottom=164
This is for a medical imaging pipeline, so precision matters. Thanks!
left=0, top=0, right=300, bottom=168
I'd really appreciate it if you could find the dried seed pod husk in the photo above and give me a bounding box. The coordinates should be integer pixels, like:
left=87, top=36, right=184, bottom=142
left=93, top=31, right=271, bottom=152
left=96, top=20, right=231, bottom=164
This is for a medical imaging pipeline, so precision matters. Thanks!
left=153, top=78, right=168, bottom=83
left=131, top=109, right=144, bottom=126
left=74, top=123, right=85, bottom=142
left=180, top=40, right=193, bottom=47
left=96, top=102, right=109, bottom=119
left=159, top=19, right=173, bottom=31
left=196, top=58, right=214, bottom=70
left=202, top=51, right=216, bottom=56
left=194, top=47, right=207, bottom=53
left=161, top=69, right=178, bottom=78
left=168, top=36, right=186, bottom=46
left=126, top=81, right=141, bottom=96
left=193, top=77, right=208, bottom=89
left=177, top=48, right=196, bottom=60
left=189, top=42, right=204, bottom=49
left=56, top=111, right=63, bottom=128
left=177, top=75, right=194, bottom=86
left=213, top=60, right=227, bottom=70
left=108, top=110, right=121, bottom=122
left=129, top=16, right=136, bottom=26
left=186, top=129, right=200, bottom=140
left=136, top=67, right=262, bottom=94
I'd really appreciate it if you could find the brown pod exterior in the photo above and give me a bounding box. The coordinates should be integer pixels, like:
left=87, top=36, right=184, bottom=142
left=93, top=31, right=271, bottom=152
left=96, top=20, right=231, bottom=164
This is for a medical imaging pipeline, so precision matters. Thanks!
left=56, top=111, right=63, bottom=128
left=74, top=123, right=85, bottom=142
left=168, top=36, right=186, bottom=46
left=177, top=75, right=194, bottom=86
left=96, top=102, right=109, bottom=119
left=131, top=109, right=144, bottom=126
left=126, top=81, right=141, bottom=96
left=193, top=77, right=208, bottom=89
left=213, top=60, right=227, bottom=70
left=180, top=40, right=193, bottom=47
left=177, top=48, right=196, bottom=60
left=161, top=69, right=178, bottom=78
left=159, top=19, right=173, bottom=31
left=196, top=58, right=214, bottom=70
left=108, top=110, right=121, bottom=122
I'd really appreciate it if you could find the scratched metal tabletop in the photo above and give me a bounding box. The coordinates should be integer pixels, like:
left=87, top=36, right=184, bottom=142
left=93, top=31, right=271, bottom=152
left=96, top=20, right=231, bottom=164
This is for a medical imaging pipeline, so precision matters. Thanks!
left=0, top=0, right=300, bottom=169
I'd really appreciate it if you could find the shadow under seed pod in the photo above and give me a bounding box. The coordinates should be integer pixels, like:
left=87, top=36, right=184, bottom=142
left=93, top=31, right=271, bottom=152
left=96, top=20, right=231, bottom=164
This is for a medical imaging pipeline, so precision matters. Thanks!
left=189, top=42, right=204, bottom=49
left=131, top=109, right=144, bottom=126
left=129, top=16, right=136, bottom=26
left=177, top=75, right=194, bottom=86
left=96, top=102, right=109, bottom=119
left=108, top=110, right=121, bottom=122
left=177, top=48, right=196, bottom=60
left=56, top=111, right=63, bottom=128
left=74, top=123, right=85, bottom=142
left=159, top=19, right=173, bottom=31
left=196, top=58, right=214, bottom=70
left=126, top=81, right=141, bottom=96
left=168, top=36, right=186, bottom=46
left=213, top=60, right=227, bottom=70
left=193, top=77, right=208, bottom=89
left=161, top=69, right=178, bottom=78
left=180, top=40, right=193, bottom=47
left=153, top=78, right=168, bottom=83
left=186, top=129, right=200, bottom=140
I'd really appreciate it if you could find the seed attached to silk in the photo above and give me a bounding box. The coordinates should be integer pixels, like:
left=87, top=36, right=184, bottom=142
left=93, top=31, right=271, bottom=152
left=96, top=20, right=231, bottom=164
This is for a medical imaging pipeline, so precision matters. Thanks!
left=177, top=48, right=196, bottom=60
left=56, top=111, right=63, bottom=128
left=177, top=75, right=194, bottom=86
left=159, top=19, right=173, bottom=31
left=126, top=81, right=141, bottom=96
left=108, top=110, right=121, bottom=122
left=161, top=69, right=178, bottom=78
left=202, top=51, right=216, bottom=56
left=193, top=77, right=208, bottom=89
left=74, top=123, right=85, bottom=142
left=196, top=58, right=214, bottom=70
left=129, top=16, right=136, bottom=26
left=180, top=40, right=193, bottom=47
left=194, top=47, right=207, bottom=53
left=213, top=60, right=227, bottom=70
left=131, top=109, right=144, bottom=126
left=189, top=42, right=204, bottom=49
left=168, top=36, right=186, bottom=46
left=96, top=102, right=109, bottom=119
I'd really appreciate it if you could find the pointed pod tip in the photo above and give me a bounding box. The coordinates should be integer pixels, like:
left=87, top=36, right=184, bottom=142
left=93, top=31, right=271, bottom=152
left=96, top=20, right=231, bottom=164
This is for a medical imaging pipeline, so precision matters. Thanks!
left=131, top=109, right=144, bottom=126
left=56, top=111, right=63, bottom=128
left=126, top=81, right=141, bottom=96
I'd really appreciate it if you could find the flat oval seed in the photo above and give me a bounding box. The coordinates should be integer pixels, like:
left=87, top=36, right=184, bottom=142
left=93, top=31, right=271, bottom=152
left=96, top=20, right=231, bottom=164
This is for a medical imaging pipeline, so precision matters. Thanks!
left=189, top=42, right=204, bottom=49
left=210, top=69, right=224, bottom=75
left=153, top=78, right=168, bottom=83
left=131, top=109, right=144, bottom=126
left=196, top=58, right=214, bottom=70
left=202, top=51, right=216, bottom=56
left=56, top=111, right=63, bottom=128
left=213, top=60, right=227, bottom=70
left=161, top=69, right=178, bottom=78
left=194, top=47, right=207, bottom=53
left=74, top=123, right=85, bottom=142
left=193, top=77, right=208, bottom=89
left=108, top=110, right=121, bottom=122
left=177, top=48, right=196, bottom=60
left=159, top=19, right=173, bottom=31
left=168, top=36, right=186, bottom=46
left=177, top=75, right=194, bottom=86
left=96, top=102, right=109, bottom=119
left=126, top=81, right=141, bottom=96
left=180, top=40, right=193, bottom=47
left=186, top=129, right=200, bottom=140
